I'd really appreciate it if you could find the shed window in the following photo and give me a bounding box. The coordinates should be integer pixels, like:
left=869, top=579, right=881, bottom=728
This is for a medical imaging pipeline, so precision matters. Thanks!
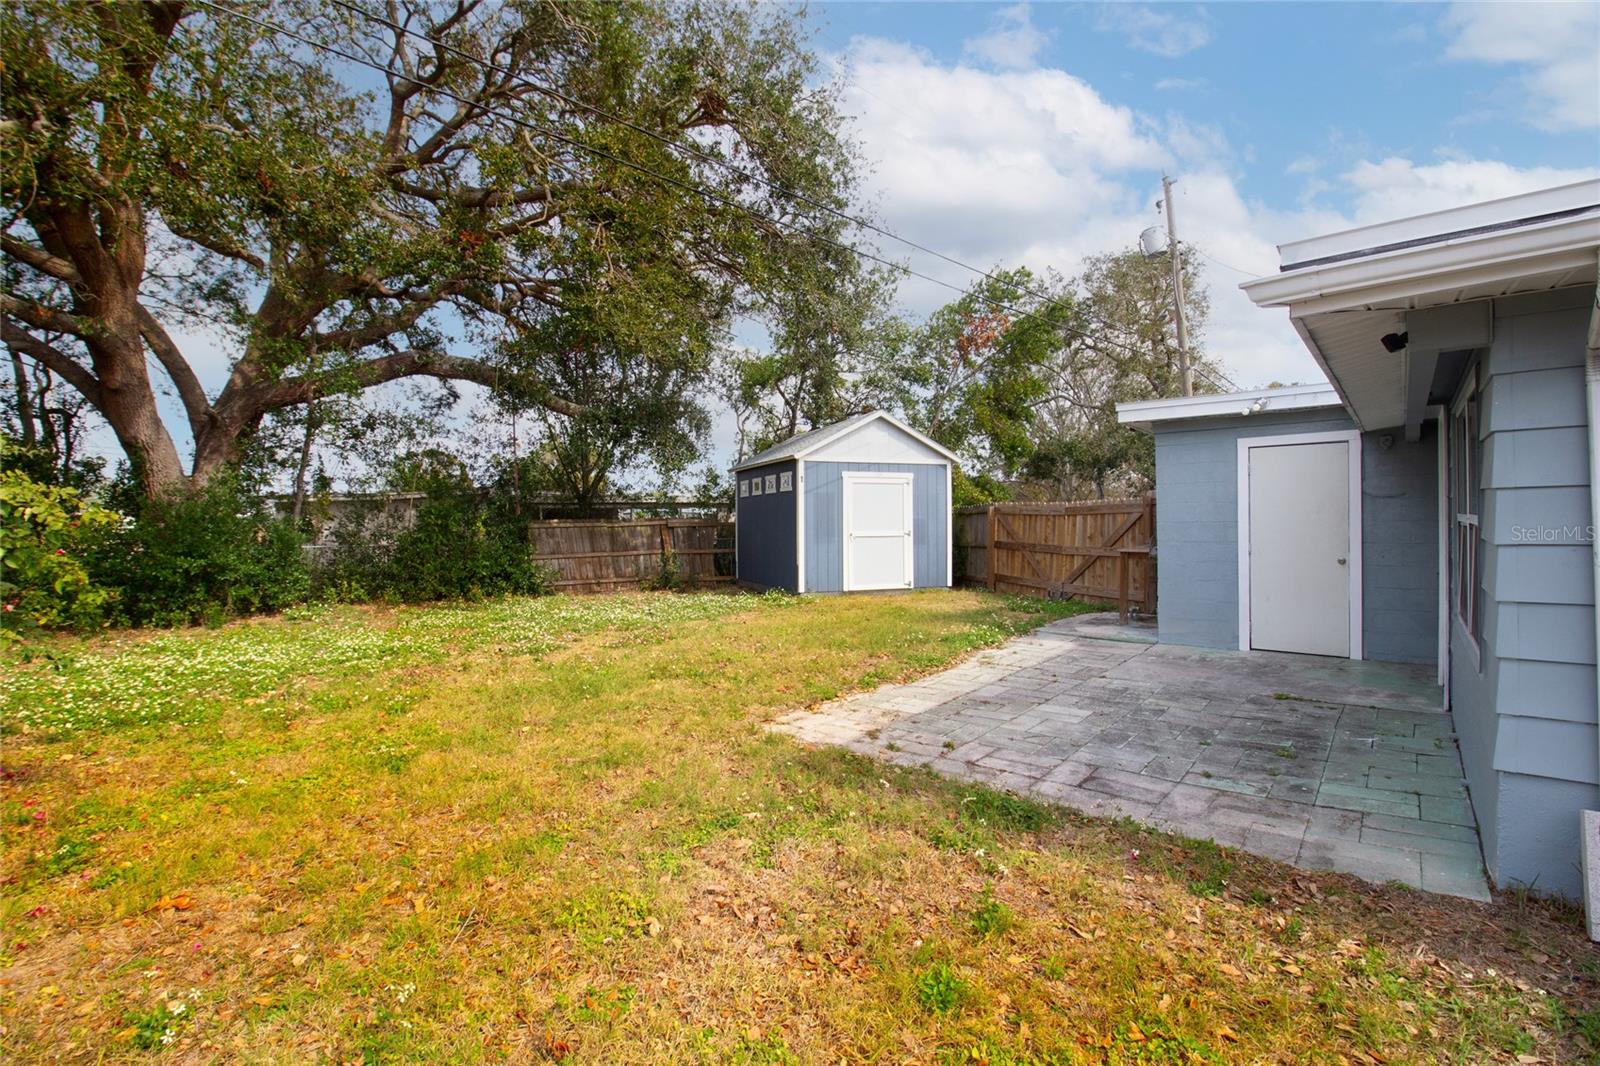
left=751, top=477, right=762, bottom=495
left=739, top=479, right=749, bottom=497
left=765, top=475, right=777, bottom=494
left=1450, top=375, right=1481, bottom=651
left=779, top=472, right=793, bottom=492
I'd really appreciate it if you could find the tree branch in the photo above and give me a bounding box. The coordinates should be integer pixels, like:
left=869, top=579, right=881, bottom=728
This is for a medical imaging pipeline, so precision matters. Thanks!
left=159, top=217, right=267, bottom=272
left=136, top=305, right=212, bottom=440
left=1, top=317, right=104, bottom=410
left=1, top=234, right=82, bottom=284
left=253, top=349, right=585, bottom=417
left=0, top=293, right=94, bottom=338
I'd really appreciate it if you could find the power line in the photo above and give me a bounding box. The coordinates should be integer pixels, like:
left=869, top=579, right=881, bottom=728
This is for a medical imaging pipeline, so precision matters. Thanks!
left=191, top=1, right=1238, bottom=395
left=322, top=0, right=1240, bottom=393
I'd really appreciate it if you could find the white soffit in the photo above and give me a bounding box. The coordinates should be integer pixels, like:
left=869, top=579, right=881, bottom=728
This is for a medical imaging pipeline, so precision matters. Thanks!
left=1243, top=181, right=1600, bottom=431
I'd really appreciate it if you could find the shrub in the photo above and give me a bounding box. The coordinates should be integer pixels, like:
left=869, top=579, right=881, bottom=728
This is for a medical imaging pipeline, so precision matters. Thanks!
left=86, top=478, right=308, bottom=627
left=316, top=486, right=551, bottom=603
left=0, top=455, right=120, bottom=634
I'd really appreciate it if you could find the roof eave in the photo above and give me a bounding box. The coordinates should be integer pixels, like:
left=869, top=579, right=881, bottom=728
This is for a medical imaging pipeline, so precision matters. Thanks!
left=1241, top=211, right=1600, bottom=315
left=1116, top=384, right=1345, bottom=432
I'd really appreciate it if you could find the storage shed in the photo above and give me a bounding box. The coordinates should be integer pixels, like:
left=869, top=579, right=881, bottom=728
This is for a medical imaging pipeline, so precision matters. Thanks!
left=733, top=411, right=956, bottom=593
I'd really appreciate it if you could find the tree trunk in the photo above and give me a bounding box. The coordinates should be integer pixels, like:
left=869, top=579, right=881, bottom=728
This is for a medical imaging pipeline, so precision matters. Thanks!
left=9, top=350, right=35, bottom=447
left=290, top=403, right=318, bottom=525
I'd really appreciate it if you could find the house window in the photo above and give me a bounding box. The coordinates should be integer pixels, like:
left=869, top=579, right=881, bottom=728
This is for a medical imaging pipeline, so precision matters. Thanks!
left=739, top=479, right=749, bottom=497
left=751, top=477, right=762, bottom=496
left=765, top=475, right=777, bottom=494
left=779, top=472, right=793, bottom=492
left=1450, top=376, right=1482, bottom=649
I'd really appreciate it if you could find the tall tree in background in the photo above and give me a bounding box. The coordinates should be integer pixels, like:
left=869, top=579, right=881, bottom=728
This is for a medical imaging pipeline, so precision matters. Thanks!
left=891, top=268, right=1074, bottom=480
left=1028, top=245, right=1223, bottom=498
left=2, top=0, right=862, bottom=499
left=727, top=262, right=904, bottom=454
left=491, top=322, right=709, bottom=514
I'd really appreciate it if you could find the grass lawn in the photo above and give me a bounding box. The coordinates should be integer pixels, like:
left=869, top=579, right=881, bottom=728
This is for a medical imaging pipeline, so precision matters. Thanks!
left=2, top=589, right=1596, bottom=1064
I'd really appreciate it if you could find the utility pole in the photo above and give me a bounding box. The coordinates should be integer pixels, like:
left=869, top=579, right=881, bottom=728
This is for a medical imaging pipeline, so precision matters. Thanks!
left=1161, top=174, right=1193, bottom=397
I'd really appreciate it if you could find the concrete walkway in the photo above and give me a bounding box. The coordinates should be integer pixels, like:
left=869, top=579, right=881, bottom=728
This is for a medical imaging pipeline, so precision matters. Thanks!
left=774, top=614, right=1489, bottom=900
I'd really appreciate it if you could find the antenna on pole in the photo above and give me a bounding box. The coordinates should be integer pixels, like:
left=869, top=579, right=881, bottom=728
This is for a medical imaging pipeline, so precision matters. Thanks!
left=1160, top=174, right=1193, bottom=397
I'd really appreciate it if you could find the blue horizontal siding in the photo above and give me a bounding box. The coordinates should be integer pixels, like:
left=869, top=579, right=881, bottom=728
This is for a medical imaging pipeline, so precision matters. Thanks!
left=803, top=462, right=949, bottom=593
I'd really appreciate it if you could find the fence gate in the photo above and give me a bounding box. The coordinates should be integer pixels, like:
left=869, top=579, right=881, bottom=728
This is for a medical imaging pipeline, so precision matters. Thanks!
left=954, top=495, right=1155, bottom=616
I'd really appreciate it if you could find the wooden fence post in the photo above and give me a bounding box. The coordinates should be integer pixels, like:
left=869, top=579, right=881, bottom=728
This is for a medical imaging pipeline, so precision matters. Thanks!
left=986, top=504, right=998, bottom=590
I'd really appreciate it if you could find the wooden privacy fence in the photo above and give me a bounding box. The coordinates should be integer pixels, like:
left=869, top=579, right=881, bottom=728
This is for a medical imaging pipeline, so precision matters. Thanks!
left=528, top=518, right=735, bottom=593
left=955, top=495, right=1156, bottom=618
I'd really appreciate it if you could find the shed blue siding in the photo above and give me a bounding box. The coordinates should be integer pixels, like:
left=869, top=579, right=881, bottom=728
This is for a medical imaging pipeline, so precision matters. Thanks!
left=1449, top=287, right=1599, bottom=898
left=803, top=462, right=949, bottom=593
left=734, top=460, right=797, bottom=592
left=1150, top=408, right=1438, bottom=662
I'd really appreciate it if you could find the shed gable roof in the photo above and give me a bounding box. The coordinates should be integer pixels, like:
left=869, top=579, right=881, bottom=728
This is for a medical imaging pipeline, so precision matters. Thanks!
left=733, top=411, right=956, bottom=471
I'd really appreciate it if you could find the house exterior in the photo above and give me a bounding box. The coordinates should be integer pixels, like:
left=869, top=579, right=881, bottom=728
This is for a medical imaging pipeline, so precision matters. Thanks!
left=733, top=411, right=955, bottom=594
left=1119, top=179, right=1600, bottom=899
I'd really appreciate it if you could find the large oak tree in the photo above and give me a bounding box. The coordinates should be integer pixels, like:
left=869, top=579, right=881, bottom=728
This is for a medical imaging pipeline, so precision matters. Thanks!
left=1, top=0, right=860, bottom=497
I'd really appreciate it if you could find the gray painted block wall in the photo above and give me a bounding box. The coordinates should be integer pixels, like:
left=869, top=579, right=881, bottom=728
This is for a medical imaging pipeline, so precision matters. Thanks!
left=1150, top=409, right=1437, bottom=662
left=1362, top=423, right=1440, bottom=664
left=1450, top=287, right=1600, bottom=898
left=803, top=462, right=949, bottom=593
left=734, top=459, right=798, bottom=591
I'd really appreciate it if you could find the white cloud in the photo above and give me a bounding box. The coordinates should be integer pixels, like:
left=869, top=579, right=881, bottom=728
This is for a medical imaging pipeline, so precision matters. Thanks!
left=1338, top=156, right=1599, bottom=221
left=1153, top=76, right=1206, bottom=92
left=1442, top=1, right=1600, bottom=130
left=963, top=3, right=1048, bottom=70
left=826, top=36, right=1598, bottom=399
left=1097, top=4, right=1213, bottom=57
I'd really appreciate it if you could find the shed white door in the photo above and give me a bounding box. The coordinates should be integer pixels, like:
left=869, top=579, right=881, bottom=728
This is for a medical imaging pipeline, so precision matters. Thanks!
left=843, top=473, right=913, bottom=591
left=1247, top=441, right=1351, bottom=656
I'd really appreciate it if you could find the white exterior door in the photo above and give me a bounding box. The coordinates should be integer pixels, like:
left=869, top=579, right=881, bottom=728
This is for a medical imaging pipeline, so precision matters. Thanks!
left=1246, top=440, right=1353, bottom=657
left=843, top=473, right=913, bottom=591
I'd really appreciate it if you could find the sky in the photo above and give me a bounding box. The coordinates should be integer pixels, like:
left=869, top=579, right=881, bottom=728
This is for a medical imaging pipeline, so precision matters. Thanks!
left=793, top=0, right=1600, bottom=391
left=64, top=1, right=1600, bottom=488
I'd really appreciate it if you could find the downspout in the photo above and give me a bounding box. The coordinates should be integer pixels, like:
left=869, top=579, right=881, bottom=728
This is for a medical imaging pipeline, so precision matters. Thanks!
left=1586, top=254, right=1600, bottom=784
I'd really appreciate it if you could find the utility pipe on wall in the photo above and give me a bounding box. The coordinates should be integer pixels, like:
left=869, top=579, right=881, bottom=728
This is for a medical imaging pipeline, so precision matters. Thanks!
left=1586, top=252, right=1600, bottom=789
left=1583, top=252, right=1600, bottom=940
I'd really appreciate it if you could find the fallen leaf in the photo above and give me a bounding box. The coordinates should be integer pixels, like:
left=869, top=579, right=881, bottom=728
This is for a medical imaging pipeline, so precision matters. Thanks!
left=152, top=894, right=194, bottom=912
left=1216, top=1026, right=1239, bottom=1043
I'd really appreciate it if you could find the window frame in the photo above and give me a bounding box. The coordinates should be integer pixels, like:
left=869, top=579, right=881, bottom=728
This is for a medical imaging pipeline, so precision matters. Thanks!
left=1449, top=368, right=1483, bottom=664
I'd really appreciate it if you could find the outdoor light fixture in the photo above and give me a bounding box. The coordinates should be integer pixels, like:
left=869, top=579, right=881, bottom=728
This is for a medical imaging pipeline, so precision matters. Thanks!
left=1381, top=331, right=1409, bottom=353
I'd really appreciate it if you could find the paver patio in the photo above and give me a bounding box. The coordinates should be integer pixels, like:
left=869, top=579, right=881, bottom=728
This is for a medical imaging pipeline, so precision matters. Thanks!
left=774, top=614, right=1490, bottom=900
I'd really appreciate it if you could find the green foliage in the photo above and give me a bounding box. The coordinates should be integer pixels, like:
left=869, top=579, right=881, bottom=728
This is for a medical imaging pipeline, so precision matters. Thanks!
left=952, top=469, right=1012, bottom=508
left=887, top=269, right=1073, bottom=478
left=1029, top=246, right=1222, bottom=498
left=958, top=789, right=1057, bottom=834
left=729, top=263, right=907, bottom=454
left=3, top=0, right=867, bottom=498
left=968, top=886, right=1016, bottom=939
left=84, top=478, right=307, bottom=627
left=318, top=478, right=551, bottom=604
left=914, top=961, right=970, bottom=1014
left=0, top=447, right=120, bottom=633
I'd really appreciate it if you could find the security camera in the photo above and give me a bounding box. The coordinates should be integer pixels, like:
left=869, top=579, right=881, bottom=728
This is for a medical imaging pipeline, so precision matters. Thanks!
left=1381, top=332, right=1408, bottom=353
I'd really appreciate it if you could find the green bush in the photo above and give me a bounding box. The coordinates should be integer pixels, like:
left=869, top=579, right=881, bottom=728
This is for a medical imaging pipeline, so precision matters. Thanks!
left=316, top=486, right=551, bottom=603
left=86, top=478, right=308, bottom=627
left=0, top=456, right=120, bottom=634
